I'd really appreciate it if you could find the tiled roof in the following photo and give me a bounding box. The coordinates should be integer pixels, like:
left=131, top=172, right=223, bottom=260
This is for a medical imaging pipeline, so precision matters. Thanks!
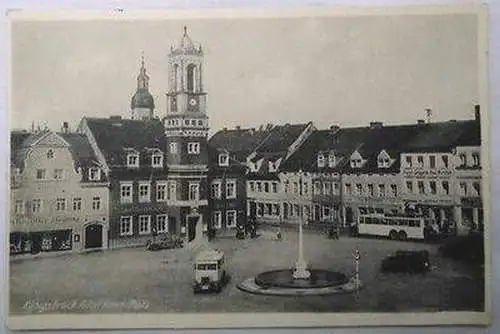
left=208, top=127, right=272, bottom=163
left=58, top=132, right=99, bottom=168
left=282, top=119, right=479, bottom=174
left=10, top=131, right=31, bottom=165
left=254, top=123, right=310, bottom=155
left=454, top=120, right=481, bottom=147
left=280, top=127, right=371, bottom=173
left=405, top=120, right=477, bottom=152
left=83, top=117, right=166, bottom=166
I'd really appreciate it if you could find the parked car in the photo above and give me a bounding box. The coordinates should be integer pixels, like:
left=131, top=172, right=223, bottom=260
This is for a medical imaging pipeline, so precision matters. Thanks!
left=381, top=250, right=430, bottom=274
left=145, top=235, right=183, bottom=251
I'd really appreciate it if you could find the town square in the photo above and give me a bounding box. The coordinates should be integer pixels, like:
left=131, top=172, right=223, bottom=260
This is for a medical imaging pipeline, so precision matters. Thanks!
left=6, top=8, right=488, bottom=327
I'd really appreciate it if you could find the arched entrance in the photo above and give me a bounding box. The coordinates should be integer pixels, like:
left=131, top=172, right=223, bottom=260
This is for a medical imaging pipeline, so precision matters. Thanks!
left=85, top=223, right=103, bottom=249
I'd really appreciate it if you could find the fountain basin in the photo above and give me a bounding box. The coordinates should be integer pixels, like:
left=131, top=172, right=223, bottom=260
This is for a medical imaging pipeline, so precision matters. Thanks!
left=255, top=269, right=348, bottom=289
left=237, top=269, right=362, bottom=296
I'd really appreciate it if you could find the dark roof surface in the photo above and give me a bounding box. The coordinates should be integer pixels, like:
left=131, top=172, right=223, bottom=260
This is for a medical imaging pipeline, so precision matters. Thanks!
left=254, top=123, right=309, bottom=154
left=84, top=117, right=166, bottom=166
left=208, top=128, right=272, bottom=163
left=282, top=119, right=479, bottom=174
left=59, top=132, right=99, bottom=167
left=405, top=120, right=478, bottom=152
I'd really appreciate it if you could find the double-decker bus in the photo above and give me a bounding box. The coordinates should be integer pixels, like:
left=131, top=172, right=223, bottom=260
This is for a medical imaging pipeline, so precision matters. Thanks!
left=357, top=213, right=428, bottom=241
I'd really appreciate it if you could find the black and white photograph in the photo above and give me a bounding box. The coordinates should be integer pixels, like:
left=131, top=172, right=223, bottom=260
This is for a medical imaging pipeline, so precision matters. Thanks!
left=5, top=5, right=491, bottom=330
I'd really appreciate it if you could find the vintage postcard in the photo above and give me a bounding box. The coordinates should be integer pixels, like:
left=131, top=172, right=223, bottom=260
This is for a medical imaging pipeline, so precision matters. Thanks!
left=5, top=5, right=491, bottom=330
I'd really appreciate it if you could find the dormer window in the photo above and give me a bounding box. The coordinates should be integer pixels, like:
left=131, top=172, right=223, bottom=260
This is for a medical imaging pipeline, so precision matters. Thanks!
left=152, top=152, right=163, bottom=168
left=377, top=150, right=392, bottom=168
left=351, top=159, right=363, bottom=168
left=328, top=153, right=336, bottom=168
left=88, top=167, right=101, bottom=181
left=350, top=150, right=364, bottom=169
left=219, top=153, right=229, bottom=166
left=127, top=152, right=139, bottom=168
left=317, top=153, right=325, bottom=168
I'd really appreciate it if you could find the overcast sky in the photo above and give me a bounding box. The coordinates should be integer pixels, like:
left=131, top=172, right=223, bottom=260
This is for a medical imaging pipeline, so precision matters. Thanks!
left=10, top=13, right=479, bottom=134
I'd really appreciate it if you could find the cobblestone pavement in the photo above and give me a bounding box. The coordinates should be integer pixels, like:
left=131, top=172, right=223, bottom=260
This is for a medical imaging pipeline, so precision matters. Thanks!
left=9, top=228, right=484, bottom=314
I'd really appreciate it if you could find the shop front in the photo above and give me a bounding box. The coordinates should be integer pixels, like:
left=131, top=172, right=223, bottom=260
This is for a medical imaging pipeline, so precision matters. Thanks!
left=10, top=215, right=108, bottom=255
left=402, top=198, right=457, bottom=235
left=460, top=197, right=484, bottom=232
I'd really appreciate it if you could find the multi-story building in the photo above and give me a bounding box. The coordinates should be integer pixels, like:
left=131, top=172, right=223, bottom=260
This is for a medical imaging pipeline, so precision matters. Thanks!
left=208, top=126, right=270, bottom=233
left=280, top=126, right=345, bottom=224
left=454, top=106, right=482, bottom=232
left=246, top=122, right=314, bottom=224
left=10, top=127, right=109, bottom=254
left=401, top=114, right=480, bottom=235
left=341, top=122, right=422, bottom=225
left=164, top=27, right=210, bottom=242
left=78, top=116, right=169, bottom=248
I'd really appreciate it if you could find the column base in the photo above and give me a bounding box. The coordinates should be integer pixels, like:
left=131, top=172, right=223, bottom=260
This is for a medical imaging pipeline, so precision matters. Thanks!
left=293, top=260, right=311, bottom=279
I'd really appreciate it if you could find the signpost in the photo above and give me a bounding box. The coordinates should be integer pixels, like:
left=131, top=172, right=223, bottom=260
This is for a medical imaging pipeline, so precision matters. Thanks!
left=352, top=247, right=360, bottom=292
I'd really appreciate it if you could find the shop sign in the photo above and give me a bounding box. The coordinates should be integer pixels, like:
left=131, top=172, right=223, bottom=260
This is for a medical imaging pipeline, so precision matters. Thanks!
left=12, top=216, right=84, bottom=225
left=404, top=198, right=455, bottom=206
left=403, top=168, right=452, bottom=179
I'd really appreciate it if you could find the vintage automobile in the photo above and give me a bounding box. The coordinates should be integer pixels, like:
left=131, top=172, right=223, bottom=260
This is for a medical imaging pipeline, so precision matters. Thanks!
left=145, top=234, right=183, bottom=251
left=193, top=249, right=229, bottom=293
left=381, top=250, right=430, bottom=274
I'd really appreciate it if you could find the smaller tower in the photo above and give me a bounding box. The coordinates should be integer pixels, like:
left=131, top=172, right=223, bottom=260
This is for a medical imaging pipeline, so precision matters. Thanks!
left=130, top=52, right=155, bottom=120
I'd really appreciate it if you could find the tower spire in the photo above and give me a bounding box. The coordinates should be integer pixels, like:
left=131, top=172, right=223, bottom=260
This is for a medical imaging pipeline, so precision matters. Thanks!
left=183, top=26, right=188, bottom=36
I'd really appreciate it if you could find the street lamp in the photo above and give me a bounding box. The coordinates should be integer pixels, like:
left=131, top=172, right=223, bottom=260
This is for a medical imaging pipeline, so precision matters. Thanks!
left=293, top=169, right=311, bottom=280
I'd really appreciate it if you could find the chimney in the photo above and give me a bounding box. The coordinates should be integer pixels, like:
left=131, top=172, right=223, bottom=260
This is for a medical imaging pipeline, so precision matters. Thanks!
left=425, top=107, right=432, bottom=123
left=369, top=121, right=383, bottom=129
left=236, top=125, right=241, bottom=130
left=417, top=119, right=425, bottom=125
left=61, top=122, right=69, bottom=133
left=474, top=104, right=480, bottom=122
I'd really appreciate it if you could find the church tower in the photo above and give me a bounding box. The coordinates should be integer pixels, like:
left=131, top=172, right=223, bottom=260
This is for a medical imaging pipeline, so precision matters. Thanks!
left=130, top=53, right=155, bottom=120
left=164, top=27, right=209, bottom=241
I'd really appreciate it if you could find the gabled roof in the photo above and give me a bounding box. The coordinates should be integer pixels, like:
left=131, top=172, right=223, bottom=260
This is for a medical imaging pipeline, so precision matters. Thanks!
left=10, top=130, right=99, bottom=170
left=83, top=117, right=166, bottom=166
left=58, top=132, right=99, bottom=168
left=208, top=127, right=272, bottom=163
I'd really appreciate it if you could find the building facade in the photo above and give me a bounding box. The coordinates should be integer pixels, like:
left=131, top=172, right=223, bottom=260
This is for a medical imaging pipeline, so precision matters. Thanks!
left=10, top=129, right=109, bottom=254
left=78, top=117, right=170, bottom=248
left=246, top=122, right=315, bottom=224
left=164, top=27, right=210, bottom=242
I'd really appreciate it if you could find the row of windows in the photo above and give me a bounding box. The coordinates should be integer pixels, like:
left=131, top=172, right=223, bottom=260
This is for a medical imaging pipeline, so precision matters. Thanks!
left=458, top=152, right=481, bottom=168
left=404, top=154, right=450, bottom=169
left=313, top=181, right=340, bottom=196
left=211, top=180, right=237, bottom=199
left=125, top=142, right=202, bottom=168
left=212, top=210, right=237, bottom=228
left=345, top=183, right=398, bottom=197
left=248, top=181, right=279, bottom=193
left=360, top=216, right=423, bottom=227
left=34, top=168, right=101, bottom=181
left=165, top=118, right=206, bottom=127
left=120, top=181, right=200, bottom=203
left=406, top=180, right=449, bottom=195
left=119, top=214, right=168, bottom=236
left=126, top=153, right=164, bottom=168
left=14, top=197, right=102, bottom=214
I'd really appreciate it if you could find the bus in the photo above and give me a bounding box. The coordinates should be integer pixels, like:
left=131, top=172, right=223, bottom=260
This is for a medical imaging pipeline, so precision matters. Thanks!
left=357, top=213, right=428, bottom=241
